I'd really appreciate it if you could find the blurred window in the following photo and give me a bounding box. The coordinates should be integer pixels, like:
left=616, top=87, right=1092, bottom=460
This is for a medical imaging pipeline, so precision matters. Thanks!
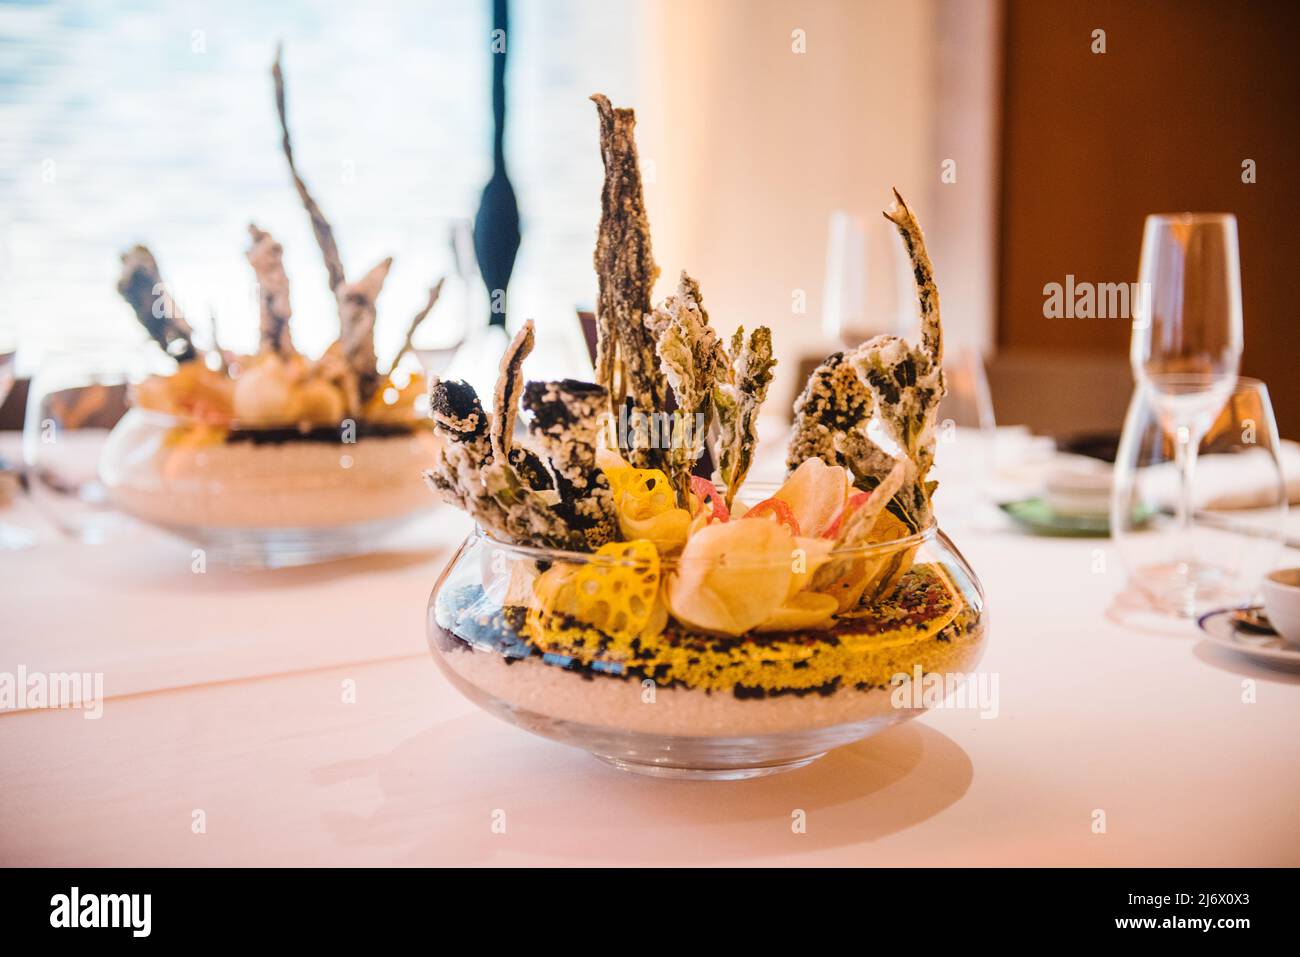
left=0, top=0, right=643, bottom=372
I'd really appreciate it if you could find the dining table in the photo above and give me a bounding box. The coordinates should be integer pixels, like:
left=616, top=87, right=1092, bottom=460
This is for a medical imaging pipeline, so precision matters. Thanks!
left=2, top=429, right=1298, bottom=867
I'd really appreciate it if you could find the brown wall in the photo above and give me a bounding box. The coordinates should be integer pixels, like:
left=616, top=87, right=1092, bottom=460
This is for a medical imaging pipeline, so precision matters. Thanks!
left=998, top=0, right=1300, bottom=436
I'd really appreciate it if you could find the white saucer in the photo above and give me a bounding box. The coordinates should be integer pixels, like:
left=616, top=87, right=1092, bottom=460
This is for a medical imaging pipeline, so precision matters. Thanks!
left=1197, top=607, right=1300, bottom=670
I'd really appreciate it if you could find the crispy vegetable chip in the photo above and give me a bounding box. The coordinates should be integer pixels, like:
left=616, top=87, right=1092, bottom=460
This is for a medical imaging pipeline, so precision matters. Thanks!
left=591, top=93, right=667, bottom=469
left=246, top=224, right=294, bottom=357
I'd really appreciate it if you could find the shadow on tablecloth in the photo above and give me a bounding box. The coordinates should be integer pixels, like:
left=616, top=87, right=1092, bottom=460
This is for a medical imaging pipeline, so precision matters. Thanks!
left=312, top=714, right=973, bottom=864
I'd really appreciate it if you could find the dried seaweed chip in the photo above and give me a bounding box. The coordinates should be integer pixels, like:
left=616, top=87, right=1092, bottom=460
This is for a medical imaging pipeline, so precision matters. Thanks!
left=787, top=351, right=873, bottom=472
left=390, top=279, right=445, bottom=371
left=591, top=93, right=667, bottom=467
left=273, top=46, right=346, bottom=294
left=115, top=246, right=198, bottom=362
left=246, top=224, right=294, bottom=357
left=523, top=378, right=618, bottom=548
left=492, top=320, right=535, bottom=463
left=715, top=325, right=776, bottom=507
left=337, top=258, right=392, bottom=405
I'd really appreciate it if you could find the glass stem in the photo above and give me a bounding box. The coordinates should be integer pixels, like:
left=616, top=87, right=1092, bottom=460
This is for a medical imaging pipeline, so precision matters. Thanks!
left=1173, top=422, right=1199, bottom=567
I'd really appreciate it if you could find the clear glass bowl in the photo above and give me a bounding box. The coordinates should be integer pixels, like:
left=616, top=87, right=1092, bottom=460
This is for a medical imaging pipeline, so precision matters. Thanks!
left=427, top=519, right=987, bottom=779
left=100, top=408, right=441, bottom=567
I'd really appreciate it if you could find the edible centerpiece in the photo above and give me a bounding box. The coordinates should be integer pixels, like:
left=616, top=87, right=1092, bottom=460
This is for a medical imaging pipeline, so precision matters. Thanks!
left=425, top=95, right=987, bottom=778
left=100, top=52, right=443, bottom=566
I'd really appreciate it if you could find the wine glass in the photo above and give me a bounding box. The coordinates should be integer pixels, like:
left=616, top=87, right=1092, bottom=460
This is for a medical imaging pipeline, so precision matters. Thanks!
left=408, top=219, right=476, bottom=380
left=22, top=348, right=146, bottom=544
left=1126, top=213, right=1244, bottom=611
left=0, top=337, right=35, bottom=549
left=822, top=211, right=869, bottom=345
left=1132, top=213, right=1242, bottom=385
left=437, top=217, right=517, bottom=406
left=932, top=346, right=997, bottom=522
left=1111, top=377, right=1285, bottom=617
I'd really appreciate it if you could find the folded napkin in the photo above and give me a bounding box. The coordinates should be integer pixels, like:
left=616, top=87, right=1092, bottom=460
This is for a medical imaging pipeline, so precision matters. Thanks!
left=989, top=436, right=1300, bottom=516
left=1139, top=440, right=1300, bottom=512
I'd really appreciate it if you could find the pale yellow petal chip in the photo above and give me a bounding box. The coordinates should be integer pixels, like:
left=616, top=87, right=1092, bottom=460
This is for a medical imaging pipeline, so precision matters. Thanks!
left=753, top=591, right=839, bottom=632
left=773, top=457, right=849, bottom=538
left=666, top=520, right=795, bottom=636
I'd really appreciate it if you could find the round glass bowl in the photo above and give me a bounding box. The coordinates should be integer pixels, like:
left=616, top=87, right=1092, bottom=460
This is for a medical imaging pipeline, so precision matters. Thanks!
left=428, top=521, right=987, bottom=779
left=100, top=408, right=441, bottom=567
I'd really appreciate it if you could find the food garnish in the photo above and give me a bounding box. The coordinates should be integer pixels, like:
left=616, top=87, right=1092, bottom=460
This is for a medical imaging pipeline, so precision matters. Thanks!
left=424, top=93, right=950, bottom=641
left=652, top=273, right=730, bottom=502
left=590, top=93, right=666, bottom=468
left=117, top=246, right=199, bottom=362
left=788, top=189, right=944, bottom=535
left=115, top=48, right=445, bottom=435
left=690, top=475, right=730, bottom=524
left=715, top=325, right=776, bottom=508
left=744, top=498, right=800, bottom=536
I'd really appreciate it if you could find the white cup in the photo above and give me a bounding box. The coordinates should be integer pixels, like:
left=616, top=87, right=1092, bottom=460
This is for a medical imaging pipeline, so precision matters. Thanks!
left=1261, top=568, right=1300, bottom=645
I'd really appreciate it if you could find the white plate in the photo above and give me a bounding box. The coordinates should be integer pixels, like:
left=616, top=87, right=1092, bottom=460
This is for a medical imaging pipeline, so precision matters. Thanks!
left=1197, top=607, right=1300, bottom=670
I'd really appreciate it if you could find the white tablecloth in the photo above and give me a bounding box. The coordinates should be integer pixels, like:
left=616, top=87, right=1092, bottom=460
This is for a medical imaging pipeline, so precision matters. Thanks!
left=1, top=434, right=1298, bottom=866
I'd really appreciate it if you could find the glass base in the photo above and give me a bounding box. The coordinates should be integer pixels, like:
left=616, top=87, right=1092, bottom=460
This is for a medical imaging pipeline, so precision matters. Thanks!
left=593, top=752, right=828, bottom=780
left=1131, top=559, right=1244, bottom=618
left=153, top=515, right=418, bottom=569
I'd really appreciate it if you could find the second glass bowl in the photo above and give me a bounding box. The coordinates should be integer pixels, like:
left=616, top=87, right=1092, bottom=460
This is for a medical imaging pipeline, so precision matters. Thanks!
left=101, top=408, right=441, bottom=566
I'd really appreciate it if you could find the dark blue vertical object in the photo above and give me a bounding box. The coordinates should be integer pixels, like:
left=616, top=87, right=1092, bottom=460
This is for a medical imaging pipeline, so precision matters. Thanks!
left=474, top=0, right=520, bottom=331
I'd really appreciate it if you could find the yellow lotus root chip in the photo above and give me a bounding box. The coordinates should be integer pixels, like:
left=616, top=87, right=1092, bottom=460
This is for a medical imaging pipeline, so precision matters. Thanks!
left=525, top=563, right=579, bottom=648
left=573, top=540, right=660, bottom=640
left=527, top=560, right=668, bottom=665
left=606, top=467, right=672, bottom=515
left=604, top=466, right=692, bottom=548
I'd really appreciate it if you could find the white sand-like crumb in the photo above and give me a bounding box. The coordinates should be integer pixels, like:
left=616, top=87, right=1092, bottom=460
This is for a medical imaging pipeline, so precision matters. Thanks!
left=109, top=432, right=439, bottom=529
left=438, top=647, right=914, bottom=737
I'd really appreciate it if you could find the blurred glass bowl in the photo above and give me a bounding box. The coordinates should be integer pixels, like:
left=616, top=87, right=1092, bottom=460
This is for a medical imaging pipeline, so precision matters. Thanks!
left=100, top=408, right=442, bottom=567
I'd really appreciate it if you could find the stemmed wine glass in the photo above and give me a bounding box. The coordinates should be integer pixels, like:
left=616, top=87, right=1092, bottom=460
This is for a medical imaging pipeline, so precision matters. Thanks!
left=1132, top=212, right=1242, bottom=401
left=1119, top=212, right=1249, bottom=614
left=822, top=211, right=869, bottom=344
left=22, top=347, right=143, bottom=544
left=0, top=337, right=35, bottom=549
left=409, top=219, right=475, bottom=380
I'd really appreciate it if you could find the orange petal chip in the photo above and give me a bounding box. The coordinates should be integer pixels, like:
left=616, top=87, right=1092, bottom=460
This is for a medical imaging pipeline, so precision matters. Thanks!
left=573, top=540, right=661, bottom=640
